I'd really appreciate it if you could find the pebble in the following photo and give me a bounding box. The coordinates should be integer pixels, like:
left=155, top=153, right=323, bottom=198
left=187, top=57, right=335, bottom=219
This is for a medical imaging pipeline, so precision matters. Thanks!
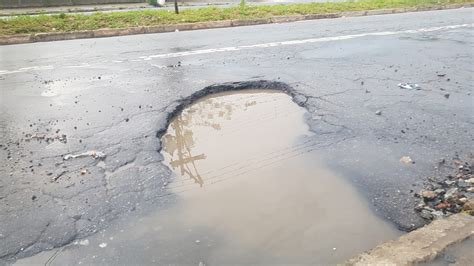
left=414, top=159, right=472, bottom=220
left=458, top=198, right=468, bottom=204
left=435, top=202, right=450, bottom=210
left=457, top=180, right=468, bottom=188
left=444, top=188, right=458, bottom=200
left=419, top=210, right=433, bottom=220
left=78, top=239, right=89, bottom=246
left=400, top=156, right=413, bottom=164
left=444, top=180, right=456, bottom=186
left=375, top=110, right=382, bottom=115
left=420, top=190, right=437, bottom=200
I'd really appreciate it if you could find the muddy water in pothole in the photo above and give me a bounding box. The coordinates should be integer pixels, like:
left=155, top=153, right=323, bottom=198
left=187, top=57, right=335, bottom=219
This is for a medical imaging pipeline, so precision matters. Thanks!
left=16, top=90, right=401, bottom=265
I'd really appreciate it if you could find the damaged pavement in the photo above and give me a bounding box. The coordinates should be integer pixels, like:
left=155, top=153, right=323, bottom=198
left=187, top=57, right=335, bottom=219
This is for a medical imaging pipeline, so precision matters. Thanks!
left=1, top=8, right=473, bottom=263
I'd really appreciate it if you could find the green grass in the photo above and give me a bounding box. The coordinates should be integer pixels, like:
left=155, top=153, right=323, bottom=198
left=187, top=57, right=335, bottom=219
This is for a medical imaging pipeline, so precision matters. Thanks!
left=0, top=0, right=472, bottom=36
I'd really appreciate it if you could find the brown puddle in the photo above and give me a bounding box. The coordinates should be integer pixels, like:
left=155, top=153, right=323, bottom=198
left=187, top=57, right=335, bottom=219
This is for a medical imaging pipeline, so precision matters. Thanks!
left=16, top=90, right=401, bottom=265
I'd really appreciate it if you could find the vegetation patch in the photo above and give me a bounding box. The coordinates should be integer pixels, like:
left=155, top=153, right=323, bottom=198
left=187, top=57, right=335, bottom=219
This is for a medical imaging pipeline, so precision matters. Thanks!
left=0, top=0, right=472, bottom=36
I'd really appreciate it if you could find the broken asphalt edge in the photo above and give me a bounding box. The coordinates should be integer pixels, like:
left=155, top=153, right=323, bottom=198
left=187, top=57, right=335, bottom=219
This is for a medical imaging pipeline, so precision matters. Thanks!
left=0, top=4, right=472, bottom=45
left=155, top=80, right=303, bottom=140
left=343, top=212, right=474, bottom=266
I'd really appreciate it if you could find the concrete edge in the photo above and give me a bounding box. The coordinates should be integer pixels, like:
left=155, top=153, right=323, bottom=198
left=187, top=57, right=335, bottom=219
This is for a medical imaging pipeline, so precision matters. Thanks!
left=343, top=213, right=474, bottom=265
left=0, top=3, right=472, bottom=45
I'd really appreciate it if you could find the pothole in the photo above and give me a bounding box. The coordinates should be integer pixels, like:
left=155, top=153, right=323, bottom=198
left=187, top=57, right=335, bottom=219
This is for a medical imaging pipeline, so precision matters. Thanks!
left=15, top=88, right=402, bottom=265
left=157, top=89, right=401, bottom=264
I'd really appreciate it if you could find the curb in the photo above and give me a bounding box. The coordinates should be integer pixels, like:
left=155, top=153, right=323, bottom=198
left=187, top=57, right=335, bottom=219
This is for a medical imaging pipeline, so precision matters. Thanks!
left=0, top=3, right=472, bottom=45
left=344, top=213, right=474, bottom=265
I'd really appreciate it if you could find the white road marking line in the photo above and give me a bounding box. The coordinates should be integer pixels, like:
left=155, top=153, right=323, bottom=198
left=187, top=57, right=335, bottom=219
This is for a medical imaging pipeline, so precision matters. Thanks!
left=0, top=23, right=471, bottom=76
left=138, top=24, right=472, bottom=60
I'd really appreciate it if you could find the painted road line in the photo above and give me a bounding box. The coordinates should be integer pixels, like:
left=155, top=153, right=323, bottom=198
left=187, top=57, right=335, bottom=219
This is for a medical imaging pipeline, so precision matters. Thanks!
left=0, top=24, right=472, bottom=75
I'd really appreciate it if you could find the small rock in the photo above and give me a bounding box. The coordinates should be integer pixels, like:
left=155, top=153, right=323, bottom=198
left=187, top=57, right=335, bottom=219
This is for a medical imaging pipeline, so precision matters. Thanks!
left=444, top=93, right=450, bottom=99
left=435, top=202, right=450, bottom=210
left=375, top=110, right=382, bottom=115
left=419, top=209, right=433, bottom=220
left=400, top=156, right=413, bottom=164
left=458, top=198, right=468, bottom=204
left=434, top=188, right=445, bottom=195
left=420, top=190, right=437, bottom=200
left=457, top=179, right=469, bottom=188
left=443, top=254, right=456, bottom=264
left=467, top=187, right=474, bottom=193
left=431, top=211, right=444, bottom=218
left=466, top=178, right=474, bottom=184
left=78, top=239, right=89, bottom=246
left=80, top=169, right=87, bottom=175
left=462, top=200, right=474, bottom=211
left=444, top=180, right=456, bottom=186
left=398, top=83, right=420, bottom=90
left=195, top=240, right=200, bottom=244
left=444, top=188, right=458, bottom=200
left=31, top=195, right=37, bottom=201
left=415, top=201, right=425, bottom=212
left=99, top=242, right=107, bottom=248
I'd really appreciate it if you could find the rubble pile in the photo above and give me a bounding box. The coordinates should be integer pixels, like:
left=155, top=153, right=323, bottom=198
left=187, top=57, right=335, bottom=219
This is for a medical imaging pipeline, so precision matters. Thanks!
left=415, top=160, right=474, bottom=220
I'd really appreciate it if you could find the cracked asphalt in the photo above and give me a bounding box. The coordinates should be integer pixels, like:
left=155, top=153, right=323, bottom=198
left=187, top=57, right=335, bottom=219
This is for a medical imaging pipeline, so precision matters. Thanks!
left=1, top=8, right=473, bottom=263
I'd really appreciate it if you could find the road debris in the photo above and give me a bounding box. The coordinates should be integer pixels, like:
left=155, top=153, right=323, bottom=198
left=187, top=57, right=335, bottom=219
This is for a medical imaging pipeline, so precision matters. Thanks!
left=63, top=150, right=106, bottom=160
left=444, top=93, right=450, bottom=99
left=51, top=171, right=67, bottom=182
left=398, top=83, right=420, bottom=90
left=99, top=242, right=107, bottom=248
left=375, top=110, right=382, bottom=115
left=78, top=239, right=89, bottom=246
left=414, top=159, right=474, bottom=220
left=25, top=133, right=67, bottom=144
left=400, top=156, right=414, bottom=164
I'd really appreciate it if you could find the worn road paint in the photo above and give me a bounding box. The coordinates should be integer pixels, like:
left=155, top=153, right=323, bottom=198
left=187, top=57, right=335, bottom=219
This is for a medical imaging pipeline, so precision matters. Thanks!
left=138, top=24, right=472, bottom=60
left=0, top=23, right=471, bottom=75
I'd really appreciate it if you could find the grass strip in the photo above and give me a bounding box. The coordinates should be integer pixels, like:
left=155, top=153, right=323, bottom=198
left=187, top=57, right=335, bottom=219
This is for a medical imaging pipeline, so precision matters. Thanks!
left=0, top=0, right=472, bottom=36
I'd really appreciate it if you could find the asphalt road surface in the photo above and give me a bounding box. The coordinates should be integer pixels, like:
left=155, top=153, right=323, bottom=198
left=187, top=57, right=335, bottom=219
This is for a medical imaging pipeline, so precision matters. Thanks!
left=1, top=7, right=473, bottom=263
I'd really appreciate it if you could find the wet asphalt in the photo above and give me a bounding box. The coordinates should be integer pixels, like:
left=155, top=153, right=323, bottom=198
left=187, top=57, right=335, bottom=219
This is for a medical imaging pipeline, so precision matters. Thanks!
left=0, top=7, right=473, bottom=263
